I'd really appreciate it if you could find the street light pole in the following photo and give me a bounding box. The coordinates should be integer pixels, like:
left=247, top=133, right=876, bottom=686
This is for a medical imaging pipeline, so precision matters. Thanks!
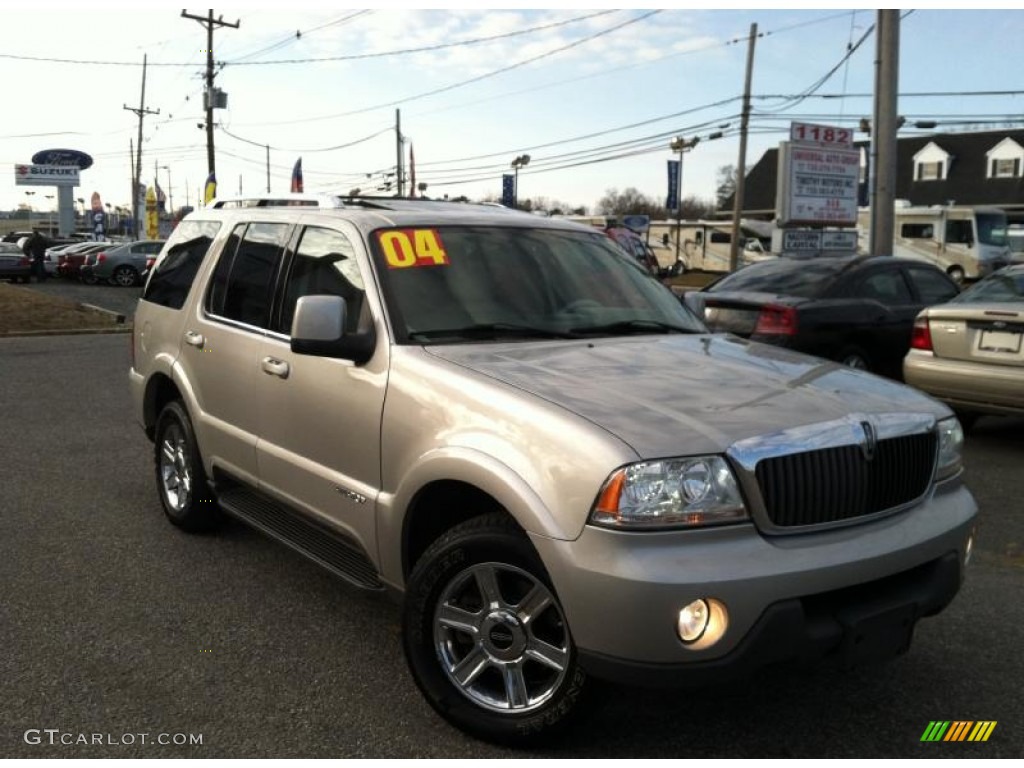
left=511, top=154, right=531, bottom=208
left=160, top=165, right=173, bottom=213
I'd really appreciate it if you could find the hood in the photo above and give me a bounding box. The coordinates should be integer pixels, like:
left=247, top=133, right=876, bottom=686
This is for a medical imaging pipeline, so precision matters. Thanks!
left=425, top=334, right=948, bottom=458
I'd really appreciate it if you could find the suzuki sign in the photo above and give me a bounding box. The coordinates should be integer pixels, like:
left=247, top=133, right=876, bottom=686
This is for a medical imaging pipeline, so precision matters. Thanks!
left=14, top=164, right=80, bottom=187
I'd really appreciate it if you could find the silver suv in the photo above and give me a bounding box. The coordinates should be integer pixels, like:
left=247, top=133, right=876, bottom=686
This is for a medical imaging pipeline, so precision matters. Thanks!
left=130, top=194, right=977, bottom=745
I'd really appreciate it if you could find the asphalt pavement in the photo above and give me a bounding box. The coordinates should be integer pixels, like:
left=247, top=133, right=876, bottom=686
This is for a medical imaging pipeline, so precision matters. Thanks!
left=0, top=334, right=1021, bottom=758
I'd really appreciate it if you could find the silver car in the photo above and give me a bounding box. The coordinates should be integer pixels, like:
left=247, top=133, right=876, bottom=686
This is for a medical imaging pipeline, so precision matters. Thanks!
left=129, top=195, right=977, bottom=745
left=904, top=264, right=1024, bottom=427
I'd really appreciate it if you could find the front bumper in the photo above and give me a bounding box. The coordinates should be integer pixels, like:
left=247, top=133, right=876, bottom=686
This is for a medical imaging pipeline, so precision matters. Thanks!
left=530, top=480, right=975, bottom=683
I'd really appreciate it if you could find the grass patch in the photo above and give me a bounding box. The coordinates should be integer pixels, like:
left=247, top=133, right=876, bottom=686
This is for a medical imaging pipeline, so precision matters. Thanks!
left=0, top=283, right=127, bottom=335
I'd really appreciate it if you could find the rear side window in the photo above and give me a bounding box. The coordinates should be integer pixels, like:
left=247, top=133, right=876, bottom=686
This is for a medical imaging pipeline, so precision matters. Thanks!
left=851, top=269, right=913, bottom=304
left=143, top=220, right=221, bottom=309
left=207, top=222, right=290, bottom=329
left=905, top=266, right=958, bottom=305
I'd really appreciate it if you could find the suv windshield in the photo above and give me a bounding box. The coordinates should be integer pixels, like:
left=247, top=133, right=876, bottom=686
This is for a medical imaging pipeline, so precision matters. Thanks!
left=370, top=226, right=703, bottom=343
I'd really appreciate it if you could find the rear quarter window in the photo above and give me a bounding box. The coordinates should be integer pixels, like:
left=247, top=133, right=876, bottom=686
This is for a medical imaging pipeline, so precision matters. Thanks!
left=143, top=220, right=222, bottom=310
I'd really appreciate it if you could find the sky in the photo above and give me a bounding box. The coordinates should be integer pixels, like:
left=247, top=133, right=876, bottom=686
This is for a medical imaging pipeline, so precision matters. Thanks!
left=3, top=3, right=1023, bottom=219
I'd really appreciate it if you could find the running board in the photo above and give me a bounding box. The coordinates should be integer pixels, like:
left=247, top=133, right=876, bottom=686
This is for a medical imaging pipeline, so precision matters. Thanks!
left=214, top=481, right=383, bottom=591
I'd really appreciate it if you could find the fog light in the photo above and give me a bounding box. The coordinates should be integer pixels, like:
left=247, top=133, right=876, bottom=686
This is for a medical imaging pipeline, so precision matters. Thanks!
left=677, top=598, right=729, bottom=649
left=678, top=599, right=709, bottom=643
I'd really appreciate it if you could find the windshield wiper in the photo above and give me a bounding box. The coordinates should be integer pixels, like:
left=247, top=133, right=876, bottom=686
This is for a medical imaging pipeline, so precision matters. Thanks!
left=569, top=319, right=699, bottom=336
left=408, top=323, right=582, bottom=342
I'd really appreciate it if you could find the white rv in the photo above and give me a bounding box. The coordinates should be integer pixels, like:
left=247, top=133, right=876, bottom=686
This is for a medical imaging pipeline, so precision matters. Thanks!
left=648, top=220, right=773, bottom=274
left=856, top=203, right=1011, bottom=283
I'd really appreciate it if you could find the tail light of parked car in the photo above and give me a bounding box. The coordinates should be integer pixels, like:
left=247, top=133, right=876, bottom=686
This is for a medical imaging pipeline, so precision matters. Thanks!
left=754, top=304, right=798, bottom=336
left=19, top=256, right=31, bottom=267
left=96, top=252, right=107, bottom=264
left=910, top=317, right=933, bottom=351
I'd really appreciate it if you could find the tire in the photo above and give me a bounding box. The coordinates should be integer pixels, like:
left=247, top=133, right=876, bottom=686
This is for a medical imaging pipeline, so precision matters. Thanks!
left=81, top=273, right=98, bottom=285
left=403, top=513, right=588, bottom=746
left=947, top=265, right=966, bottom=286
left=837, top=347, right=871, bottom=372
left=669, top=260, right=686, bottom=277
left=153, top=400, right=220, bottom=532
left=111, top=265, right=139, bottom=287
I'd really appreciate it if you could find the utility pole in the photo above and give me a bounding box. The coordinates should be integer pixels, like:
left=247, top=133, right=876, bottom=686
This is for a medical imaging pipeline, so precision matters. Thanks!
left=182, top=9, right=239, bottom=179
left=870, top=11, right=900, bottom=256
left=266, top=145, right=271, bottom=193
left=124, top=54, right=159, bottom=242
left=729, top=23, right=757, bottom=272
left=395, top=109, right=404, bottom=197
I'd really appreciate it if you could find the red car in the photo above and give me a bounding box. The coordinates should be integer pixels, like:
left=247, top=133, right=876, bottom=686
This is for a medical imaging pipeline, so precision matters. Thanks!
left=57, top=242, right=111, bottom=280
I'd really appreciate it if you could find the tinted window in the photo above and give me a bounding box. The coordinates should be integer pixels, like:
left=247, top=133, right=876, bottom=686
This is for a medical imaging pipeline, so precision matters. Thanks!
left=945, top=220, right=973, bottom=245
left=211, top=222, right=290, bottom=329
left=901, top=223, right=933, bottom=239
left=709, top=231, right=731, bottom=244
left=279, top=226, right=367, bottom=335
left=851, top=269, right=913, bottom=304
left=206, top=225, right=245, bottom=316
left=708, top=259, right=847, bottom=298
left=143, top=220, right=221, bottom=310
left=905, top=266, right=958, bottom=305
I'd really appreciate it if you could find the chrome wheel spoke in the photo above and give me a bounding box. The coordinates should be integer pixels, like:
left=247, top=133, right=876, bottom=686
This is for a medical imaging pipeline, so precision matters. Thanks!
left=451, top=644, right=490, bottom=688
left=437, top=603, right=481, bottom=636
left=526, top=636, right=568, bottom=673
left=473, top=566, right=504, bottom=610
left=516, top=584, right=552, bottom=625
left=161, top=440, right=177, bottom=464
left=501, top=663, right=530, bottom=709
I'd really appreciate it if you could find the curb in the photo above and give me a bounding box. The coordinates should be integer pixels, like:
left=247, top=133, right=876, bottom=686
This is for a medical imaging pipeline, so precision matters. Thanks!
left=78, top=302, right=128, bottom=324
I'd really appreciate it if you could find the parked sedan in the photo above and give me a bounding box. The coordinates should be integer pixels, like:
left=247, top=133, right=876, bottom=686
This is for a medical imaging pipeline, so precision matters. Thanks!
left=80, top=240, right=165, bottom=287
left=0, top=242, right=32, bottom=283
left=904, top=264, right=1024, bottom=426
left=58, top=242, right=111, bottom=280
left=684, top=255, right=960, bottom=379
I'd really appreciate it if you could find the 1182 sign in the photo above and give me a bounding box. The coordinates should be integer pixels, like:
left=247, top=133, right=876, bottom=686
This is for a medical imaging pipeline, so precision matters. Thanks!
left=790, top=122, right=853, bottom=147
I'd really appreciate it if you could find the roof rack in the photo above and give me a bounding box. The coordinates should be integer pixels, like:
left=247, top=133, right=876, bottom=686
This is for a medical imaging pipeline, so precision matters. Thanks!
left=207, top=193, right=345, bottom=209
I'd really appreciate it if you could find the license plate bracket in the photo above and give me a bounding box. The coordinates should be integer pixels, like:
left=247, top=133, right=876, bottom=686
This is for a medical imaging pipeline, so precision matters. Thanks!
left=837, top=603, right=917, bottom=668
left=978, top=329, right=1021, bottom=353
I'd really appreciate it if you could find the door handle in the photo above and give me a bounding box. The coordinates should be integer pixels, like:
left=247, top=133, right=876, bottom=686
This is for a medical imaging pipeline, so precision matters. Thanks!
left=261, top=357, right=290, bottom=379
left=184, top=331, right=204, bottom=348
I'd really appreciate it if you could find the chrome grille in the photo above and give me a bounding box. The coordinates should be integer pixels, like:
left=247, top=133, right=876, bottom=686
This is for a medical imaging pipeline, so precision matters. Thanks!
left=754, top=432, right=937, bottom=528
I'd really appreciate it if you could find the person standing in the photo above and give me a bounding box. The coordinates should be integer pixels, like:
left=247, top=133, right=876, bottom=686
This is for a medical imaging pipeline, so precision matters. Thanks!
left=27, top=229, right=49, bottom=282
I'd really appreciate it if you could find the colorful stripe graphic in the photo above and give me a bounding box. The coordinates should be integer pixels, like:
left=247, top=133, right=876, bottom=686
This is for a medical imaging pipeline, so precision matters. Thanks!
left=921, top=721, right=997, bottom=742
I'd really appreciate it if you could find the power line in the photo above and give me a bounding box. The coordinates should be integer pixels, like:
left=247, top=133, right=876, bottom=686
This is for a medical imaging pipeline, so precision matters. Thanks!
left=228, top=10, right=372, bottom=62
left=238, top=10, right=663, bottom=127
left=224, top=9, right=618, bottom=66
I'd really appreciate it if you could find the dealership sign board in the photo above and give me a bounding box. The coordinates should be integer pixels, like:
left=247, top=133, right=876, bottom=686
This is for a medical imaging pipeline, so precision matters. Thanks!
left=14, top=164, right=80, bottom=187
left=31, top=148, right=93, bottom=170
left=776, top=122, right=860, bottom=227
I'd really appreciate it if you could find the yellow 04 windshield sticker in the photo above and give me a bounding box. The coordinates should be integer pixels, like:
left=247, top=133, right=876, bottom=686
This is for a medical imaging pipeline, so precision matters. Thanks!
left=378, top=229, right=449, bottom=269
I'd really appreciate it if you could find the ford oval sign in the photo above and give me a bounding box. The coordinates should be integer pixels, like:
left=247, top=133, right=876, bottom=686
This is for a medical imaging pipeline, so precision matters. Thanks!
left=31, top=149, right=93, bottom=170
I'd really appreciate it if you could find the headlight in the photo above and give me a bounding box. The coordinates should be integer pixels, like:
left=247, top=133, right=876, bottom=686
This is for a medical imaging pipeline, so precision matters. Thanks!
left=590, top=456, right=748, bottom=529
left=935, top=416, right=964, bottom=481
